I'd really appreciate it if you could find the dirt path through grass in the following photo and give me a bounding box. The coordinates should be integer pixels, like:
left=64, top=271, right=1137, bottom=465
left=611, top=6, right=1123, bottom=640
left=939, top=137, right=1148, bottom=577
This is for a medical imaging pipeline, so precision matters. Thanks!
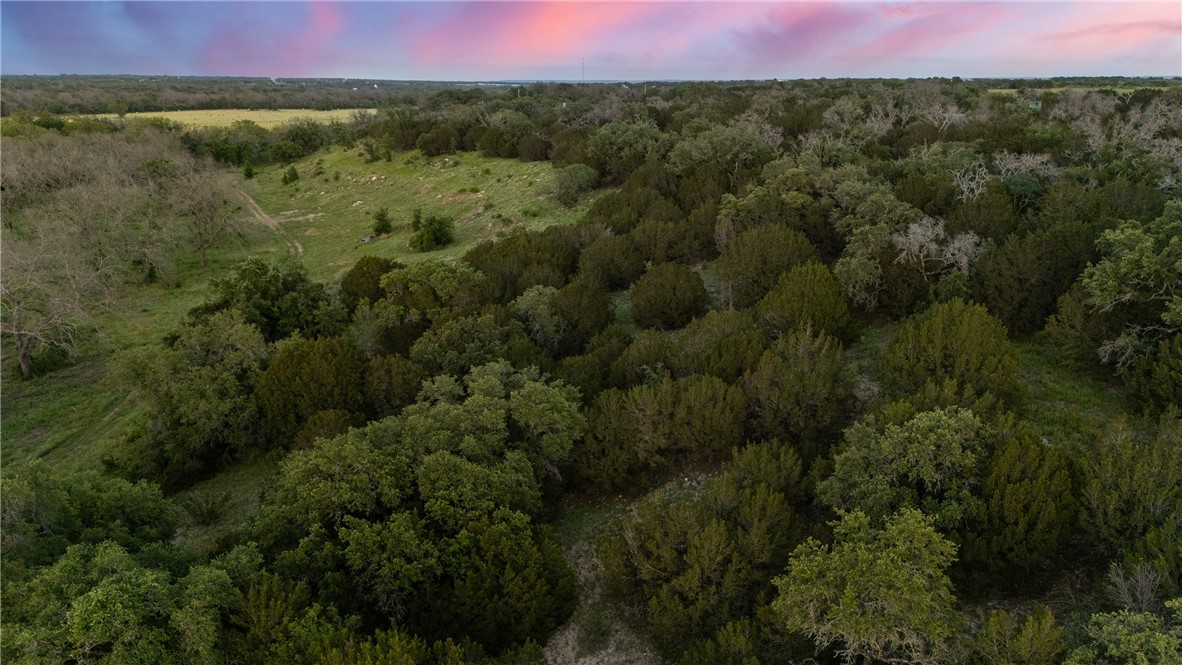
left=238, top=190, right=305, bottom=257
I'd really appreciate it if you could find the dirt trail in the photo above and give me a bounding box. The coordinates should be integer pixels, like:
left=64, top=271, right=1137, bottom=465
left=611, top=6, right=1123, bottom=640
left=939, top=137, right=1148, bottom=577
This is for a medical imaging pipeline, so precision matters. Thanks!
left=238, top=191, right=305, bottom=257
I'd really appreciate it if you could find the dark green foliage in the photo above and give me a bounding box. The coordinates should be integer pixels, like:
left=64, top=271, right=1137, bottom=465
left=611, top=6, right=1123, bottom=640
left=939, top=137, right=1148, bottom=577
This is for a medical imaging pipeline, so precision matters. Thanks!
left=672, top=309, right=766, bottom=383
left=251, top=363, right=582, bottom=652
left=756, top=261, right=852, bottom=341
left=971, top=221, right=1098, bottom=336
left=463, top=226, right=577, bottom=303
left=600, top=443, right=806, bottom=657
left=961, top=434, right=1075, bottom=585
left=409, top=211, right=456, bottom=252
left=629, top=263, right=708, bottom=330
left=364, top=354, right=427, bottom=420
left=717, top=225, right=818, bottom=309
left=553, top=324, right=631, bottom=400
left=1078, top=419, right=1182, bottom=587
left=293, top=410, right=358, bottom=450
left=630, top=218, right=713, bottom=265
left=610, top=328, right=673, bottom=387
left=372, top=206, right=393, bottom=235
left=1126, top=334, right=1182, bottom=413
left=115, top=311, right=267, bottom=487
left=880, top=298, right=1020, bottom=405
left=586, top=121, right=662, bottom=185
left=949, top=180, right=1018, bottom=240
left=1, top=464, right=181, bottom=568
left=773, top=509, right=961, bottom=665
left=423, top=512, right=577, bottom=653
left=551, top=278, right=612, bottom=356
left=582, top=187, right=683, bottom=235
left=416, top=124, right=460, bottom=156
left=819, top=407, right=986, bottom=530
left=409, top=309, right=547, bottom=377
left=191, top=256, right=333, bottom=343
left=242, top=161, right=254, bottom=179
left=577, top=233, right=644, bottom=290
left=574, top=375, right=746, bottom=491
left=339, top=255, right=401, bottom=313
left=282, top=165, right=299, bottom=184
left=742, top=326, right=851, bottom=447
left=552, top=163, right=598, bottom=206
left=256, top=336, right=366, bottom=447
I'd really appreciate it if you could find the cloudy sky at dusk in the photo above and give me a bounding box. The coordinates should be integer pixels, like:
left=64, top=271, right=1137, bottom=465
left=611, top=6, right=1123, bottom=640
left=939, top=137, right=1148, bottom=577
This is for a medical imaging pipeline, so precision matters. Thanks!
left=3, top=1, right=1179, bottom=80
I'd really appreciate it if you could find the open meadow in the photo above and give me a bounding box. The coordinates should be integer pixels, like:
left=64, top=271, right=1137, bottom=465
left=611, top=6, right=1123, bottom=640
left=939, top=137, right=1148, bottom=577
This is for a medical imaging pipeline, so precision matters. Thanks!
left=89, top=107, right=371, bottom=128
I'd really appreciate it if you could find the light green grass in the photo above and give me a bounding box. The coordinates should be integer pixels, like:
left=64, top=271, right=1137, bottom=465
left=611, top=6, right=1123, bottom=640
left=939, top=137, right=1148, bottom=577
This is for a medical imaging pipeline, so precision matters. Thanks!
left=173, top=457, right=281, bottom=556
left=246, top=146, right=596, bottom=283
left=1014, top=341, right=1140, bottom=451
left=84, top=108, right=372, bottom=129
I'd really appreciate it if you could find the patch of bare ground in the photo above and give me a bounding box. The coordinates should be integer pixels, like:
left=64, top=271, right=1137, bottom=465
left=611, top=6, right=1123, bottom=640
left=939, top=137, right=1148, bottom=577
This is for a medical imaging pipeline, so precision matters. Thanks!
left=238, top=191, right=305, bottom=256
left=546, top=515, right=660, bottom=664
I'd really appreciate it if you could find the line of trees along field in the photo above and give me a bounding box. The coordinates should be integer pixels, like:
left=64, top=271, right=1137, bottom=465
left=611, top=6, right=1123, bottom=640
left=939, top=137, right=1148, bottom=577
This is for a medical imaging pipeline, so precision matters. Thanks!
left=3, top=77, right=1181, bottom=663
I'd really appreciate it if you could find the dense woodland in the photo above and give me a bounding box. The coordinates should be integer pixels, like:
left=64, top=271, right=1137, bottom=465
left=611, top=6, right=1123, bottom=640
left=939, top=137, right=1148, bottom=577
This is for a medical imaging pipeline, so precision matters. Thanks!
left=3, top=77, right=1182, bottom=664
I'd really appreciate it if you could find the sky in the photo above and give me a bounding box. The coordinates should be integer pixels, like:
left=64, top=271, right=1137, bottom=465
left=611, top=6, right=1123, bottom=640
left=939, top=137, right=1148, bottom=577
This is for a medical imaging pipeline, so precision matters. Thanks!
left=2, top=1, right=1180, bottom=80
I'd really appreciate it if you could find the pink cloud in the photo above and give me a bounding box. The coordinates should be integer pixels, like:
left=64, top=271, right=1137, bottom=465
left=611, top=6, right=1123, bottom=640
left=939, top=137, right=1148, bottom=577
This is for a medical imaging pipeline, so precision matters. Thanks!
left=1020, top=3, right=1181, bottom=70
left=841, top=3, right=1019, bottom=65
left=202, top=1, right=349, bottom=77
left=736, top=3, right=873, bottom=67
left=411, top=2, right=664, bottom=71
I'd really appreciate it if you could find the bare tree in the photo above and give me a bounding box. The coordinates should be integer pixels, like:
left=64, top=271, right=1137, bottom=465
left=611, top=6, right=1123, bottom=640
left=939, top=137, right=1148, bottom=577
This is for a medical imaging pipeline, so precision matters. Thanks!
left=2, top=220, right=101, bottom=378
left=171, top=166, right=240, bottom=268
left=952, top=161, right=992, bottom=202
left=891, top=218, right=981, bottom=282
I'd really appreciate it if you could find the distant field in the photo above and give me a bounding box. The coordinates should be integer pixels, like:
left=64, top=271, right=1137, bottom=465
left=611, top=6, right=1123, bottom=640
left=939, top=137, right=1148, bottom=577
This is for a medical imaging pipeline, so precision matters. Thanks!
left=87, top=108, right=372, bottom=128
left=987, top=86, right=1169, bottom=95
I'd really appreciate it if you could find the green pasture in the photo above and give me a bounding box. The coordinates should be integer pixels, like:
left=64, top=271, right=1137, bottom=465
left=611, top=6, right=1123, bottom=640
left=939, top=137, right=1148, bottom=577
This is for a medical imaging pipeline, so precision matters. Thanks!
left=245, top=146, right=596, bottom=283
left=87, top=108, right=371, bottom=128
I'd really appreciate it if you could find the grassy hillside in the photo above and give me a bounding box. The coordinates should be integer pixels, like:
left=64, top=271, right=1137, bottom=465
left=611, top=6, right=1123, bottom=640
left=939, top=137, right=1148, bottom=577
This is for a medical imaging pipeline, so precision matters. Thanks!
left=2, top=147, right=593, bottom=474
left=246, top=146, right=595, bottom=282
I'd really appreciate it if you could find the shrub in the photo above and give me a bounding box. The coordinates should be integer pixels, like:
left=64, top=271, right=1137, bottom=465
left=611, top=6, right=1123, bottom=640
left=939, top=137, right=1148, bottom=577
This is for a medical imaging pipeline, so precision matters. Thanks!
left=372, top=207, right=392, bottom=235
left=408, top=209, right=455, bottom=252
left=281, top=165, right=299, bottom=185
left=629, top=263, right=708, bottom=330
left=757, top=261, right=851, bottom=341
left=552, top=164, right=598, bottom=206
left=880, top=298, right=1020, bottom=405
left=716, top=225, right=818, bottom=308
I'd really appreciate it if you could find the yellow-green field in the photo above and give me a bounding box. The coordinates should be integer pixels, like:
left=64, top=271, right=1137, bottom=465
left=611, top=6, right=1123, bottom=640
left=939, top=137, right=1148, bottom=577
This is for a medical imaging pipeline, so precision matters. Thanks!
left=87, top=107, right=373, bottom=128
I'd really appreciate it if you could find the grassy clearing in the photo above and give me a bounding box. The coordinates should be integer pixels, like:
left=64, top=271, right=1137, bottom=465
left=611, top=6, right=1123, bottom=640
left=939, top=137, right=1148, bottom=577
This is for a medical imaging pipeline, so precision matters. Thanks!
left=173, top=457, right=281, bottom=556
left=246, top=146, right=595, bottom=283
left=85, top=108, right=371, bottom=128
left=1014, top=340, right=1139, bottom=452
